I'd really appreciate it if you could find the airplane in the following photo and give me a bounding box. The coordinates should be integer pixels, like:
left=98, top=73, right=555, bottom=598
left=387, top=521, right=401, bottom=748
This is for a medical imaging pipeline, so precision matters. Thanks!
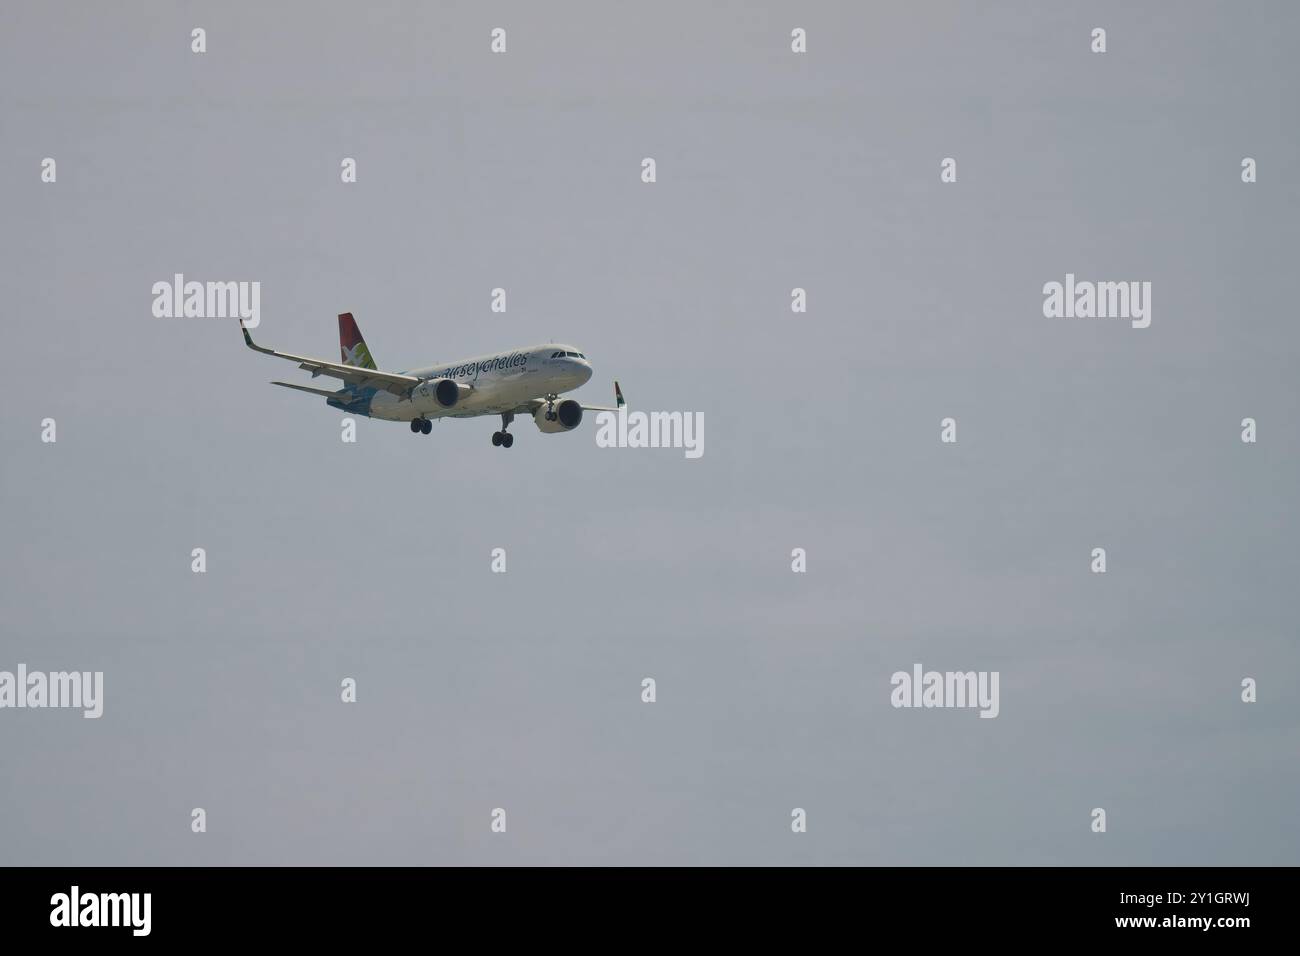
left=241, top=312, right=624, bottom=448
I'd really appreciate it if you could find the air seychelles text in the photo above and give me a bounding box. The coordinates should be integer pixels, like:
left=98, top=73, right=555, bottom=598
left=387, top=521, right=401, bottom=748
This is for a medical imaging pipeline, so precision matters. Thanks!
left=594, top=408, right=704, bottom=459
left=434, top=352, right=528, bottom=383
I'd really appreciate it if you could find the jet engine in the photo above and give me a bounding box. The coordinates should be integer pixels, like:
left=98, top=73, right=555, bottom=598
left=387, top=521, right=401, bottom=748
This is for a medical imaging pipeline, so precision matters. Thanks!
left=414, top=377, right=470, bottom=408
left=533, top=399, right=583, bottom=433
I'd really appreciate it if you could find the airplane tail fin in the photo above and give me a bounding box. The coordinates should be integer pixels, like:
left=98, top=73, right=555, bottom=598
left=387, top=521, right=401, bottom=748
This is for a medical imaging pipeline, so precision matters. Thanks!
left=338, top=312, right=377, bottom=369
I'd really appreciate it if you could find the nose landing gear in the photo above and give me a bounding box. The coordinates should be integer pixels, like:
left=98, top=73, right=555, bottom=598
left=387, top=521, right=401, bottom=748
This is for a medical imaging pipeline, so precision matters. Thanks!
left=410, top=418, right=432, bottom=435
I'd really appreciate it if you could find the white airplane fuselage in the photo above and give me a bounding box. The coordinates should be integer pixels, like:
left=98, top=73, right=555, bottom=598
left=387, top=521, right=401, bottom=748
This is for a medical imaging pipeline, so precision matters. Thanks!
left=346, top=344, right=592, bottom=420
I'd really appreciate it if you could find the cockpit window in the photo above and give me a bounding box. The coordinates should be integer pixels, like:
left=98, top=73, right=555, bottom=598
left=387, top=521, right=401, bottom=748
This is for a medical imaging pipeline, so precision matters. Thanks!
left=551, top=351, right=562, bottom=358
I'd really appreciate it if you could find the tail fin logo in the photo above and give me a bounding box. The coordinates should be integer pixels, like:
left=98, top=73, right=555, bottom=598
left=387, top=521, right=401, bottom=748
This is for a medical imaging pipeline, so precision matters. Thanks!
left=338, top=312, right=377, bottom=369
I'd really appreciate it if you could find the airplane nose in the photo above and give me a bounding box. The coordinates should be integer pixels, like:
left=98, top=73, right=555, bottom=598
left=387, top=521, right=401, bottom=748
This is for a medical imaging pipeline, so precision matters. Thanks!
left=580, top=363, right=593, bottom=384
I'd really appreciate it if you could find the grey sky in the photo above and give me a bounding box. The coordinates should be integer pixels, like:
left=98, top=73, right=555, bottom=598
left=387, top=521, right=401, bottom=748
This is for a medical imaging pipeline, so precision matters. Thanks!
left=1, top=1, right=1297, bottom=865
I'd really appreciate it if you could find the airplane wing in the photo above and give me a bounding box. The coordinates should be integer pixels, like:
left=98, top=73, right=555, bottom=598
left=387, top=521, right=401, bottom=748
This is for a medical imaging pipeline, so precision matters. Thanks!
left=580, top=380, right=626, bottom=412
left=241, top=322, right=420, bottom=398
left=512, top=381, right=625, bottom=415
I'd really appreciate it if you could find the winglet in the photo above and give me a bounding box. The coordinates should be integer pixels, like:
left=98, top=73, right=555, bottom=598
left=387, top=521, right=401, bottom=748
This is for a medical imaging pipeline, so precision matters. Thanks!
left=239, top=319, right=274, bottom=356
left=614, top=380, right=625, bottom=408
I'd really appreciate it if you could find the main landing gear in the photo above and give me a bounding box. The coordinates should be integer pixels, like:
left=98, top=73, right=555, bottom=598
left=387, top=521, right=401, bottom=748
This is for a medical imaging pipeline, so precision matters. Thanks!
left=492, top=412, right=515, bottom=448
left=410, top=418, right=432, bottom=435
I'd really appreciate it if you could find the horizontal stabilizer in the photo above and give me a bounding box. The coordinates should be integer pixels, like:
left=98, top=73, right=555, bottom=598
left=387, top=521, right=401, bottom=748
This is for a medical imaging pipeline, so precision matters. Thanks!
left=271, top=380, right=349, bottom=400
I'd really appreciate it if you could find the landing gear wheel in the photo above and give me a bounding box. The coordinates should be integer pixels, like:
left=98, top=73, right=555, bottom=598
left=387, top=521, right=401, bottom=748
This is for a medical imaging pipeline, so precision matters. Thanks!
left=494, top=411, right=515, bottom=448
left=410, top=419, right=421, bottom=433
left=420, top=419, right=432, bottom=435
